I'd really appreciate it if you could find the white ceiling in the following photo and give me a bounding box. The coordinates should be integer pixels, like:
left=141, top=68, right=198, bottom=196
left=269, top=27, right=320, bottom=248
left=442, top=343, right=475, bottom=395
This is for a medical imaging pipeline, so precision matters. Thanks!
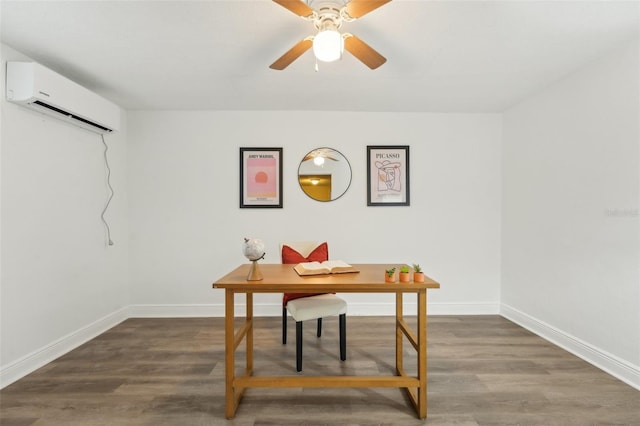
left=1, top=0, right=638, bottom=112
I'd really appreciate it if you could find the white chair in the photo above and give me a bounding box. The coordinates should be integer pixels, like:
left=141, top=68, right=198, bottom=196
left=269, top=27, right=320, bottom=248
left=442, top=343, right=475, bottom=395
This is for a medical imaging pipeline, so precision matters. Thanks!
left=281, top=241, right=347, bottom=372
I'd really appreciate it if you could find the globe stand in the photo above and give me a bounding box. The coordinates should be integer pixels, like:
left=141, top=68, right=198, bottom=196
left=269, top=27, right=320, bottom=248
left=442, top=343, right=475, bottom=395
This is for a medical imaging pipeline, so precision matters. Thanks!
left=247, top=260, right=263, bottom=281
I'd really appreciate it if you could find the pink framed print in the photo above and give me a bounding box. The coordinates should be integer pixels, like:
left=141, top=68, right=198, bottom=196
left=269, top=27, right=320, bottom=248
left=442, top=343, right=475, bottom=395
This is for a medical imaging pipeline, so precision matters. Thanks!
left=240, top=147, right=283, bottom=208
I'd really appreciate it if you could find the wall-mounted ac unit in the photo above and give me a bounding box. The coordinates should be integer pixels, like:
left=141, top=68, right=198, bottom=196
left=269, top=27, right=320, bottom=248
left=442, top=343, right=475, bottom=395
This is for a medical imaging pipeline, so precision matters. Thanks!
left=5, top=61, right=120, bottom=134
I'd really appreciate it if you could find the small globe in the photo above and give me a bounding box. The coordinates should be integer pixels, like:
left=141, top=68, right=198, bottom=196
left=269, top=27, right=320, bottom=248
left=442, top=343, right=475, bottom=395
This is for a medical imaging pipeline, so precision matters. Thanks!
left=243, top=238, right=265, bottom=261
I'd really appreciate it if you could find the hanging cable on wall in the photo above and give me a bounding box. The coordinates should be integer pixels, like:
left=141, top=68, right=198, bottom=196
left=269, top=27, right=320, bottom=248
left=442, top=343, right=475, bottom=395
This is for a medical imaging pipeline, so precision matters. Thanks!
left=101, top=134, right=115, bottom=246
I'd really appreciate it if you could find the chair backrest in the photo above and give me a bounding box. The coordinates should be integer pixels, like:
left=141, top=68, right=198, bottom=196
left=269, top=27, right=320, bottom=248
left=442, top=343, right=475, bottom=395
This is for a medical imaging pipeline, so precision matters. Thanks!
left=281, top=241, right=329, bottom=306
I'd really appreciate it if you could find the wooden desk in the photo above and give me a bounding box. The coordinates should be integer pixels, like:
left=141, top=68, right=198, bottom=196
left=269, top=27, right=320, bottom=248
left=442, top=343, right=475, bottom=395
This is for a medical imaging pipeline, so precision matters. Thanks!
left=212, top=263, right=440, bottom=419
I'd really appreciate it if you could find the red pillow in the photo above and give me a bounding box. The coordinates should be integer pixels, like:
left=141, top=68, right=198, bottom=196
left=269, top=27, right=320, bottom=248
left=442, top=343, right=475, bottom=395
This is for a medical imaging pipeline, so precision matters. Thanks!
left=281, top=242, right=329, bottom=306
left=281, top=242, right=328, bottom=264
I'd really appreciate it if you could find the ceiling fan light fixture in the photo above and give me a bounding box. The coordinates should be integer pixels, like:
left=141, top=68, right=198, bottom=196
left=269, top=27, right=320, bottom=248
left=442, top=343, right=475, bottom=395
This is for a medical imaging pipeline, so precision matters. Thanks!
left=313, top=25, right=343, bottom=62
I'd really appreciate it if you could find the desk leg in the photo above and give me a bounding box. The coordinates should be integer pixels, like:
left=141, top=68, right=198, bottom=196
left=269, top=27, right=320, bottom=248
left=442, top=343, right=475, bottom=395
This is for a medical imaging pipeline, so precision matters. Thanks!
left=395, top=292, right=403, bottom=375
left=417, top=289, right=427, bottom=419
left=225, top=290, right=236, bottom=419
left=246, top=292, right=253, bottom=373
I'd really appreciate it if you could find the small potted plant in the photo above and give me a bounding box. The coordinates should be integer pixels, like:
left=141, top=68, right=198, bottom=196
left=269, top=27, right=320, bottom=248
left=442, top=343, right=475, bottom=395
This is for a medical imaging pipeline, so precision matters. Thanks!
left=384, top=267, right=396, bottom=283
left=399, top=265, right=411, bottom=283
left=413, top=264, right=425, bottom=283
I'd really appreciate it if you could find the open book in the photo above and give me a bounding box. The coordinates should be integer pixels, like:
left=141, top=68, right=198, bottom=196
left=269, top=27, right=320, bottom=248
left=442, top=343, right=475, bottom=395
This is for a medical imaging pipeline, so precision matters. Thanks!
left=293, top=260, right=359, bottom=276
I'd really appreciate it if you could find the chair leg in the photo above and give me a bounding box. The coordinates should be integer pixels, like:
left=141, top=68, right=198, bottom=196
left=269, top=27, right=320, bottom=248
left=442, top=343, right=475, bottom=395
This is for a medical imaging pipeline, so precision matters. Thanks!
left=282, top=307, right=287, bottom=345
left=339, top=314, right=346, bottom=361
left=317, top=318, right=322, bottom=337
left=296, top=321, right=303, bottom=372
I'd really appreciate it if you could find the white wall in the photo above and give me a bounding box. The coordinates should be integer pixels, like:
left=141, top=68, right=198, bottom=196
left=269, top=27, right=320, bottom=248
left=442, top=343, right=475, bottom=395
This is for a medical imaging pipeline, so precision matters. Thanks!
left=0, top=44, right=129, bottom=386
left=502, top=38, right=640, bottom=387
left=127, top=111, right=502, bottom=317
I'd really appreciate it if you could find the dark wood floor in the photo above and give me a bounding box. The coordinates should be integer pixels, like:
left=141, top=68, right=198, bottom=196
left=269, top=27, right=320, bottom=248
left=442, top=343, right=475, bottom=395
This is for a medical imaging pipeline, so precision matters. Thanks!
left=1, top=315, right=638, bottom=425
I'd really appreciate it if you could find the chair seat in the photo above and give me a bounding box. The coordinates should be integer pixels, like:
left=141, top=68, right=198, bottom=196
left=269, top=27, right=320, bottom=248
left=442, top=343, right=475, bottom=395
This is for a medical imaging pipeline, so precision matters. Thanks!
left=286, top=294, right=347, bottom=322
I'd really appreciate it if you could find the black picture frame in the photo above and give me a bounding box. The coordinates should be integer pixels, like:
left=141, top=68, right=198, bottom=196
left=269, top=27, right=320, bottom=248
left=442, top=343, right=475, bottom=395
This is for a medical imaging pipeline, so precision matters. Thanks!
left=367, top=145, right=410, bottom=206
left=240, top=147, right=283, bottom=208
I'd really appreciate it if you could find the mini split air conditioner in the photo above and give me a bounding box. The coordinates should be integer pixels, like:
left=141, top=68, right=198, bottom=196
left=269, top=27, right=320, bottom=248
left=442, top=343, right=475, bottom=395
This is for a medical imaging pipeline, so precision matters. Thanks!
left=6, top=62, right=120, bottom=134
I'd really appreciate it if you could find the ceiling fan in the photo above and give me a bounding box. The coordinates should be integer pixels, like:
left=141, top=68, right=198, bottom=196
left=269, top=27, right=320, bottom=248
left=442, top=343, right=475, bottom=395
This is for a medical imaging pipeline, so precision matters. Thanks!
left=270, top=0, right=391, bottom=70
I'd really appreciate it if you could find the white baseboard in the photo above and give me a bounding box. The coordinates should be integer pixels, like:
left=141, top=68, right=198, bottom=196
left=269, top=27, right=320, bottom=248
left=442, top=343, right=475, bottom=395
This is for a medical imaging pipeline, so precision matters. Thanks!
left=127, top=302, right=500, bottom=318
left=127, top=304, right=225, bottom=317
left=0, top=307, right=128, bottom=389
left=426, top=302, right=500, bottom=315
left=500, top=304, right=640, bottom=390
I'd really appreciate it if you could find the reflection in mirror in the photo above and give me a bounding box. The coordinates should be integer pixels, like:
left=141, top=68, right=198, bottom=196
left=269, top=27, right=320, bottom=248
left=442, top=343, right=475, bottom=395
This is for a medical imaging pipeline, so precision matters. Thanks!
left=298, top=148, right=352, bottom=202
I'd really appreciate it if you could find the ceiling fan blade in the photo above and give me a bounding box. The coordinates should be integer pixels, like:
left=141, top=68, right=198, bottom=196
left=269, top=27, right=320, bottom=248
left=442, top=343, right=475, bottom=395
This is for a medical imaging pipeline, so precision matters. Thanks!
left=272, top=0, right=314, bottom=17
left=345, top=0, right=391, bottom=19
left=344, top=35, right=386, bottom=69
left=270, top=38, right=313, bottom=70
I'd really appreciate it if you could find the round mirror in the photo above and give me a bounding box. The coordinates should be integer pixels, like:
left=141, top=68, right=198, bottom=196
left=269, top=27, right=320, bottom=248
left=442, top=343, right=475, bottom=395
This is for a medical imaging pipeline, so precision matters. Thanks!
left=298, top=147, right=352, bottom=202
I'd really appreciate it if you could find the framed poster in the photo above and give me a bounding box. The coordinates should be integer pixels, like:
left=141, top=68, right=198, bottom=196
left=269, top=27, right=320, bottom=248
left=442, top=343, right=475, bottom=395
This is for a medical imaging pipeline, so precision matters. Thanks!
left=367, top=145, right=410, bottom=206
left=240, top=147, right=283, bottom=208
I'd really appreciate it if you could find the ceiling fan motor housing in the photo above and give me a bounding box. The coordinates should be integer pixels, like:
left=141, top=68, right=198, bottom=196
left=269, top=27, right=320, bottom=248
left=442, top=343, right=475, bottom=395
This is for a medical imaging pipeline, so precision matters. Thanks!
left=309, top=0, right=350, bottom=29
